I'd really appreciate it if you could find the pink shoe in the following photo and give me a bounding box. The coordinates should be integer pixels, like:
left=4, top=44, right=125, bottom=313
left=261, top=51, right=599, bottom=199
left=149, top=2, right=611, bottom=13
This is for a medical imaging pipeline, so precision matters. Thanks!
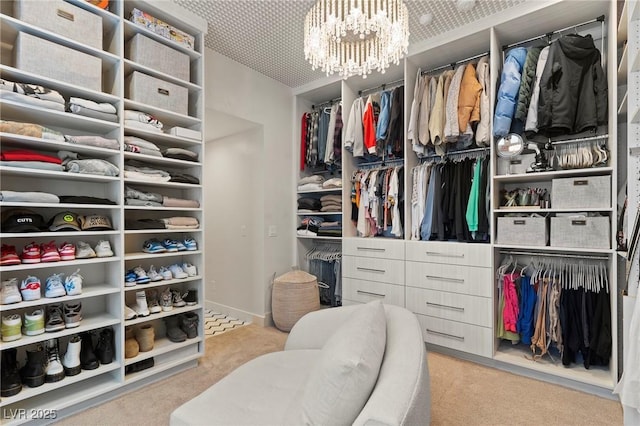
left=21, top=242, right=41, bottom=264
left=58, top=242, right=76, bottom=261
left=40, top=241, right=61, bottom=263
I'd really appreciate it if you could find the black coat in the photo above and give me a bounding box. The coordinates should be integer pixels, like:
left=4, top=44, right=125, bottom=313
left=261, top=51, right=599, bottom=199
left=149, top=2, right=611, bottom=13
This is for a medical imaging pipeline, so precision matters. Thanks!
left=537, top=34, right=607, bottom=135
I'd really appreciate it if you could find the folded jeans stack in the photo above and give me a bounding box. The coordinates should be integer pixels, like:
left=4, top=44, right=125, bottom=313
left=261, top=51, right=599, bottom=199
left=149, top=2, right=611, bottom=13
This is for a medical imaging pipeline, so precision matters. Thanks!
left=68, top=97, right=118, bottom=123
left=317, top=221, right=342, bottom=237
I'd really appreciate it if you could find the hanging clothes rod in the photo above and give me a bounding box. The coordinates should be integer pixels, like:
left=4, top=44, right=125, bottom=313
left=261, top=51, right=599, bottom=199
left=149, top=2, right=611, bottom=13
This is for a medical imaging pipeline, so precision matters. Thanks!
left=420, top=51, right=489, bottom=76
left=502, top=15, right=605, bottom=50
left=357, top=78, right=404, bottom=97
left=357, top=158, right=404, bottom=170
left=420, top=147, right=490, bottom=162
left=499, top=250, right=609, bottom=261
left=312, top=96, right=341, bottom=110
left=547, top=133, right=609, bottom=146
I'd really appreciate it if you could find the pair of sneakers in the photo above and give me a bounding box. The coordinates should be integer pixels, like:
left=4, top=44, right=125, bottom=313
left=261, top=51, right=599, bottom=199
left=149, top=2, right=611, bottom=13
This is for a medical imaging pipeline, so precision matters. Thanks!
left=125, top=266, right=151, bottom=286
left=76, top=241, right=113, bottom=259
left=21, top=241, right=61, bottom=263
left=44, top=270, right=83, bottom=298
left=44, top=303, right=82, bottom=332
left=124, top=290, right=155, bottom=319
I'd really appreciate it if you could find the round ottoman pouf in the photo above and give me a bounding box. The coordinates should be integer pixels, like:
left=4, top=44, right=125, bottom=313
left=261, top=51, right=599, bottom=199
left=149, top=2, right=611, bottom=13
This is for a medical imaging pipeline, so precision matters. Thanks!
left=272, top=270, right=320, bottom=332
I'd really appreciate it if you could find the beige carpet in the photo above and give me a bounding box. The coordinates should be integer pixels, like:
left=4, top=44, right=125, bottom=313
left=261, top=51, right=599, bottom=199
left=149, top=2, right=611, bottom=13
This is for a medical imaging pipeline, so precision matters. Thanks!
left=57, top=324, right=622, bottom=426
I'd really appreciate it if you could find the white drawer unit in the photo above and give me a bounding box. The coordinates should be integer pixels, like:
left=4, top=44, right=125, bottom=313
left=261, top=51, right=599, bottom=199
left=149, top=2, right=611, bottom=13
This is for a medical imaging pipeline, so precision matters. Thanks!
left=415, top=314, right=492, bottom=358
left=343, top=237, right=405, bottom=260
left=406, top=287, right=492, bottom=328
left=343, top=255, right=404, bottom=286
left=342, top=278, right=405, bottom=307
left=405, top=261, right=492, bottom=298
left=405, top=241, right=491, bottom=268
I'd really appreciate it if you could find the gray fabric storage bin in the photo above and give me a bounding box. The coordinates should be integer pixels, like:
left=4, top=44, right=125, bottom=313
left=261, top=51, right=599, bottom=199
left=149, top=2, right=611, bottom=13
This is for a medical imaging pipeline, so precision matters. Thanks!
left=551, top=175, right=611, bottom=209
left=15, top=32, right=102, bottom=92
left=126, top=34, right=190, bottom=82
left=550, top=216, right=610, bottom=249
left=497, top=217, right=547, bottom=246
left=125, top=71, right=188, bottom=116
left=497, top=153, right=536, bottom=175
left=15, top=0, right=102, bottom=50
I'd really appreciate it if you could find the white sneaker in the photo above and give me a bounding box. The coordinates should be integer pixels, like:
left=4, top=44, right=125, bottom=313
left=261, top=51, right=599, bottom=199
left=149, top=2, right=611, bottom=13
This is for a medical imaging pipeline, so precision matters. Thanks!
left=75, top=241, right=97, bottom=259
left=95, top=240, right=114, bottom=258
left=181, top=263, right=197, bottom=277
left=147, top=265, right=163, bottom=282
left=20, top=276, right=41, bottom=301
left=133, top=290, right=150, bottom=317
left=1, top=278, right=22, bottom=304
left=45, top=273, right=66, bottom=298
left=159, top=266, right=172, bottom=280
left=64, top=269, right=83, bottom=296
left=124, top=305, right=137, bottom=320
left=169, top=264, right=188, bottom=279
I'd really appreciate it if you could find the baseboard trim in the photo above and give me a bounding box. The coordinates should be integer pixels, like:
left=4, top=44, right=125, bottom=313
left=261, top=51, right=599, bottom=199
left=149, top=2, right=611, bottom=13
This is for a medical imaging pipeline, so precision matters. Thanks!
left=205, top=300, right=272, bottom=327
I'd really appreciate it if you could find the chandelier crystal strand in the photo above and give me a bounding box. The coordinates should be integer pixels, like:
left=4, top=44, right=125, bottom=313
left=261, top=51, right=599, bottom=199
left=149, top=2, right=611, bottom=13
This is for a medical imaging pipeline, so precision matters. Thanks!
left=304, top=0, right=409, bottom=78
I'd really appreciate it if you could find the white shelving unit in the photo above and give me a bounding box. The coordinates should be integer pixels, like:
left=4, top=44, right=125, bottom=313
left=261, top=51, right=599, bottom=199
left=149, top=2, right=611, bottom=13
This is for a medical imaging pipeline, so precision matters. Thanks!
left=0, top=0, right=206, bottom=422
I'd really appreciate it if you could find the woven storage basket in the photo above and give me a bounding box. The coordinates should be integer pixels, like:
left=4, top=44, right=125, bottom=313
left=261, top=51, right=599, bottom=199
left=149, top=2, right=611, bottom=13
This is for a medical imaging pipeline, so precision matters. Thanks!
left=272, top=270, right=320, bottom=332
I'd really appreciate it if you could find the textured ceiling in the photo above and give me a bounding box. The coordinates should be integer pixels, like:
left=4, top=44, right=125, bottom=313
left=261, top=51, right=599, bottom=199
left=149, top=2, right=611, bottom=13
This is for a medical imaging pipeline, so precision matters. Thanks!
left=173, top=0, right=526, bottom=88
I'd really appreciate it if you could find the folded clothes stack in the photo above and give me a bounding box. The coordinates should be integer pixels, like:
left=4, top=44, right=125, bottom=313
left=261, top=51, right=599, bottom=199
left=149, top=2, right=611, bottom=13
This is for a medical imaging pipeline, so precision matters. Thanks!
left=0, top=148, right=64, bottom=172
left=0, top=191, right=60, bottom=203
left=297, top=175, right=324, bottom=191
left=322, top=177, right=342, bottom=189
left=64, top=135, right=120, bottom=150
left=68, top=97, right=118, bottom=122
left=297, top=197, right=321, bottom=212
left=162, top=147, right=198, bottom=162
left=124, top=160, right=170, bottom=182
left=1, top=120, right=65, bottom=142
left=169, top=173, right=199, bottom=184
left=124, top=110, right=163, bottom=133
left=58, top=150, right=120, bottom=176
left=297, top=216, right=324, bottom=236
left=125, top=186, right=199, bottom=208
left=124, top=136, right=162, bottom=157
left=317, top=221, right=342, bottom=237
left=0, top=78, right=65, bottom=112
left=162, top=216, right=199, bottom=230
left=320, top=194, right=342, bottom=212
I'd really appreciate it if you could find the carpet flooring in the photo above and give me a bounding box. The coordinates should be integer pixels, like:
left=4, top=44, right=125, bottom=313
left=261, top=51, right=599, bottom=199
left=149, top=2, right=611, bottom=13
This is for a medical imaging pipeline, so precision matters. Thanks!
left=57, top=324, right=623, bottom=425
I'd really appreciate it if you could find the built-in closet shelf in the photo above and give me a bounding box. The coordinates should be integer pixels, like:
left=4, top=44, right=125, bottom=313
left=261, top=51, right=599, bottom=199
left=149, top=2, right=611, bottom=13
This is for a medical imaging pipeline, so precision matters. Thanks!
left=0, top=202, right=119, bottom=210
left=124, top=127, right=202, bottom=148
left=124, top=337, right=202, bottom=366
left=125, top=250, right=202, bottom=261
left=123, top=100, right=201, bottom=129
left=619, top=92, right=628, bottom=116
left=297, top=235, right=342, bottom=240
left=619, top=0, right=628, bottom=42
left=619, top=43, right=628, bottom=84
left=494, top=345, right=613, bottom=389
left=122, top=20, right=201, bottom=60
left=0, top=256, right=121, bottom=273
left=124, top=275, right=202, bottom=292
left=0, top=14, right=120, bottom=63
left=297, top=211, right=342, bottom=216
left=632, top=107, right=640, bottom=124
left=493, top=167, right=613, bottom=183
left=494, top=207, right=614, bottom=214
left=123, top=179, right=201, bottom=189
left=124, top=229, right=202, bottom=235
left=0, top=362, right=121, bottom=409
left=123, top=152, right=201, bottom=168
left=0, top=313, right=120, bottom=350
left=0, top=100, right=120, bottom=134
left=0, top=65, right=120, bottom=104
left=0, top=133, right=119, bottom=159
left=297, top=188, right=343, bottom=194
left=0, top=230, right=119, bottom=239
left=124, top=352, right=200, bottom=385
left=66, top=0, right=121, bottom=23
left=124, top=304, right=202, bottom=326
left=124, top=206, right=201, bottom=211
left=494, top=244, right=612, bottom=255
left=123, top=59, right=201, bottom=92
left=0, top=167, right=120, bottom=183
left=0, top=285, right=120, bottom=313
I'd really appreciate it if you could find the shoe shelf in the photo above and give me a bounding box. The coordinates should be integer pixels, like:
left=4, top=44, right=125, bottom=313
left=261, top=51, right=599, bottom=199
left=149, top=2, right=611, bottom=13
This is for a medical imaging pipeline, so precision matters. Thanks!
left=123, top=127, right=202, bottom=148
left=123, top=336, right=202, bottom=366
left=123, top=59, right=202, bottom=92
left=0, top=133, right=120, bottom=158
left=124, top=352, right=200, bottom=385
left=0, top=202, right=120, bottom=210
left=124, top=206, right=201, bottom=211
left=0, top=284, right=119, bottom=312
left=493, top=167, right=614, bottom=183
left=0, top=99, right=120, bottom=134
left=122, top=19, right=202, bottom=60
left=123, top=275, right=202, bottom=292
left=124, top=304, right=202, bottom=327
left=0, top=167, right=121, bottom=183
left=0, top=361, right=121, bottom=409
left=1, top=230, right=120, bottom=239
left=0, top=256, right=121, bottom=273
left=123, top=152, right=202, bottom=168
left=124, top=250, right=202, bottom=261
left=0, top=312, right=120, bottom=350
left=124, top=229, right=203, bottom=235
left=123, top=178, right=202, bottom=189
left=493, top=244, right=613, bottom=255
left=123, top=99, right=201, bottom=129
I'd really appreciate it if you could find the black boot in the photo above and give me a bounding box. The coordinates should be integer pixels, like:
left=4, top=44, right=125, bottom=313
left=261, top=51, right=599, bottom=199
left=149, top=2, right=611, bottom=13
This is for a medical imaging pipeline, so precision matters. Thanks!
left=20, top=345, right=46, bottom=388
left=180, top=312, right=199, bottom=339
left=1, top=348, right=22, bottom=397
left=95, top=327, right=114, bottom=364
left=80, top=332, right=99, bottom=370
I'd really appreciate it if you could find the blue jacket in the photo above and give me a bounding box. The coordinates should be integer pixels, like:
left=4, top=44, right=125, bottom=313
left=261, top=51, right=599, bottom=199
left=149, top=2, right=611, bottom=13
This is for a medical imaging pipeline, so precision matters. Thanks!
left=493, top=47, right=527, bottom=137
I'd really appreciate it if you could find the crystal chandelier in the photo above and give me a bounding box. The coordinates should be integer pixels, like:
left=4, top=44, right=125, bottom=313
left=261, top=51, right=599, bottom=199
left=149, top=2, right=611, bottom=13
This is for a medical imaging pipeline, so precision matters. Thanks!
left=304, top=0, right=410, bottom=79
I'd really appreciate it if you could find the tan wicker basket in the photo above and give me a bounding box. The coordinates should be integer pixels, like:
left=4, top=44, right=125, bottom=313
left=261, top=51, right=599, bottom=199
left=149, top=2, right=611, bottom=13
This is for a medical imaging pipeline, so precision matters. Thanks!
left=272, top=270, right=320, bottom=332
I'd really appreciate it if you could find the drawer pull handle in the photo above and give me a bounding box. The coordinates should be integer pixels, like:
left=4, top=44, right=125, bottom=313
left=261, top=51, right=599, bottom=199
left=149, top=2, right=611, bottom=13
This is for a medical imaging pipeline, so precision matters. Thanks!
left=356, top=267, right=386, bottom=274
left=425, top=275, right=464, bottom=284
left=357, top=247, right=386, bottom=252
left=357, top=290, right=386, bottom=298
left=158, top=88, right=170, bottom=96
left=425, top=251, right=465, bottom=258
left=57, top=9, right=75, bottom=21
left=426, top=329, right=465, bottom=342
left=426, top=302, right=465, bottom=312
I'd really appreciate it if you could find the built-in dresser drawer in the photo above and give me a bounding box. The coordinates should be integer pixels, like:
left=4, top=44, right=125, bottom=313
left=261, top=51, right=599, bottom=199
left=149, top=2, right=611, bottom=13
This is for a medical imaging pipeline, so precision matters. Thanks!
left=405, top=241, right=491, bottom=267
left=406, top=287, right=492, bottom=328
left=343, top=255, right=404, bottom=285
left=405, top=261, right=492, bottom=298
left=343, top=238, right=405, bottom=260
left=342, top=278, right=405, bottom=307
left=414, top=314, right=492, bottom=358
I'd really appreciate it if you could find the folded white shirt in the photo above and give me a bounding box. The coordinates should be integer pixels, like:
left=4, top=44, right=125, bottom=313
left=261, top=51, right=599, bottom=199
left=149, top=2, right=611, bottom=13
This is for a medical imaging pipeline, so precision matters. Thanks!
left=69, top=97, right=117, bottom=114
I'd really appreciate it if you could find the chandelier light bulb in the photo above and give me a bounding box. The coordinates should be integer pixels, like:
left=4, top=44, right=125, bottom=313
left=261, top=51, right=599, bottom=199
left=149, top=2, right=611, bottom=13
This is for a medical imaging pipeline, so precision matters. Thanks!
left=304, top=0, right=410, bottom=79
